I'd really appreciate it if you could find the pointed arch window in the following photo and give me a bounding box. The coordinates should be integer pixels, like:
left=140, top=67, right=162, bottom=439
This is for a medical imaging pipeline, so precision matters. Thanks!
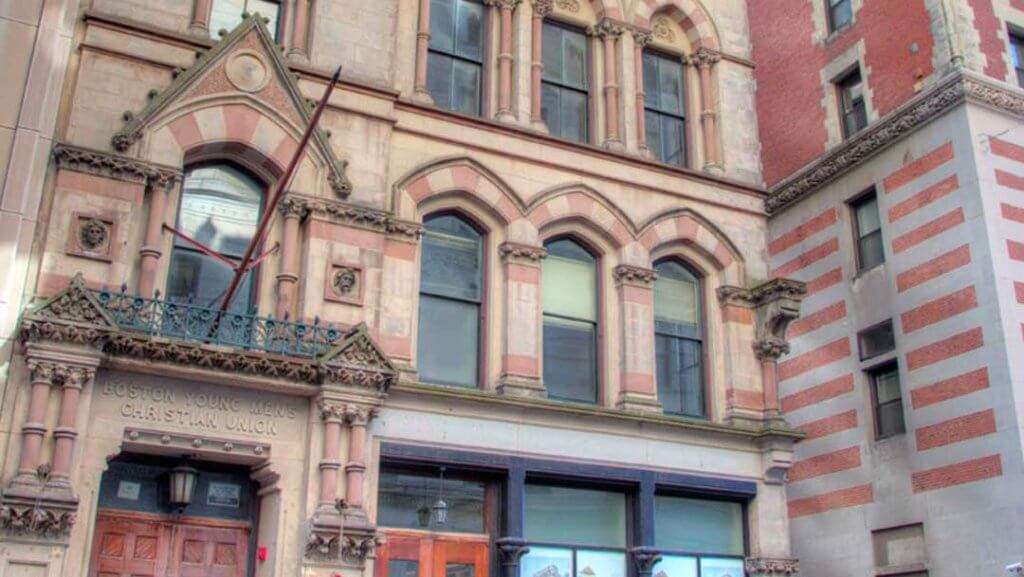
left=417, top=214, right=484, bottom=388
left=653, top=260, right=704, bottom=417
left=542, top=238, right=598, bottom=403
left=167, top=163, right=264, bottom=313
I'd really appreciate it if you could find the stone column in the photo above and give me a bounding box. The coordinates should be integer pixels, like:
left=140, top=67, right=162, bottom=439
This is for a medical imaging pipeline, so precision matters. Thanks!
left=317, top=402, right=345, bottom=516
left=529, top=0, right=552, bottom=131
left=47, top=366, right=94, bottom=492
left=11, top=360, right=56, bottom=489
left=138, top=176, right=173, bottom=297
left=614, top=265, right=661, bottom=413
left=691, top=47, right=722, bottom=173
left=289, top=0, right=311, bottom=61
left=497, top=242, right=547, bottom=398
left=489, top=0, right=521, bottom=122
left=592, top=20, right=624, bottom=151
left=190, top=0, right=212, bottom=35
left=413, top=0, right=434, bottom=103
left=275, top=197, right=306, bottom=320
left=342, top=405, right=377, bottom=526
left=755, top=339, right=788, bottom=418
left=631, top=30, right=652, bottom=156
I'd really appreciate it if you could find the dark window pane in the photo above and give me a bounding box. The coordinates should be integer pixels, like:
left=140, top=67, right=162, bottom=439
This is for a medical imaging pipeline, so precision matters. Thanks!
left=651, top=556, right=698, bottom=577
left=430, top=0, right=456, bottom=52
left=659, top=115, right=686, bottom=167
left=455, top=0, right=484, bottom=60
left=853, top=193, right=884, bottom=270
left=543, top=317, right=597, bottom=402
left=377, top=469, right=486, bottom=533
left=643, top=52, right=660, bottom=109
left=874, top=367, right=901, bottom=404
left=858, top=230, right=885, bottom=270
left=542, top=84, right=561, bottom=135
left=525, top=485, right=626, bottom=547
left=448, top=564, right=475, bottom=577
left=855, top=195, right=881, bottom=235
left=249, top=0, right=281, bottom=37
left=838, top=70, right=867, bottom=137
left=418, top=295, right=479, bottom=387
left=859, top=320, right=894, bottom=360
left=829, top=0, right=852, bottom=30
left=645, top=110, right=662, bottom=161
left=562, top=28, right=588, bottom=89
left=656, top=335, right=704, bottom=417
left=560, top=88, right=588, bottom=143
left=389, top=561, right=420, bottom=577
left=521, top=547, right=573, bottom=577
left=543, top=24, right=563, bottom=82
left=452, top=60, right=482, bottom=116
left=427, top=52, right=454, bottom=109
left=658, top=59, right=684, bottom=115
left=654, top=496, right=744, bottom=555
left=877, top=400, right=905, bottom=437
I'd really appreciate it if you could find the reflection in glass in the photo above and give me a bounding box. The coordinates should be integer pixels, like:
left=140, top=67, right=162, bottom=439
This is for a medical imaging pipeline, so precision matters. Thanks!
left=654, top=261, right=704, bottom=417
left=699, top=557, right=745, bottom=577
left=654, top=496, right=744, bottom=555
left=575, top=550, right=625, bottom=577
left=389, top=560, right=420, bottom=577
left=643, top=51, right=687, bottom=167
left=541, top=22, right=589, bottom=142
left=447, top=564, right=475, bottom=577
left=650, top=555, right=697, bottom=577
left=209, top=0, right=281, bottom=40
left=427, top=0, right=484, bottom=115
left=542, top=239, right=598, bottom=402
left=377, top=468, right=486, bottom=533
left=525, top=485, right=625, bottom=547
left=521, top=547, right=572, bottom=577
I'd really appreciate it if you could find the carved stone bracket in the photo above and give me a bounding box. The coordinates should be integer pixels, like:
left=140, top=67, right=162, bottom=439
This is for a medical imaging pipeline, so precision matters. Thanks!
left=613, top=265, right=657, bottom=287
left=717, top=278, right=807, bottom=360
left=499, top=242, right=547, bottom=264
left=341, top=525, right=381, bottom=566
left=0, top=500, right=77, bottom=539
left=745, top=557, right=800, bottom=577
left=53, top=143, right=181, bottom=188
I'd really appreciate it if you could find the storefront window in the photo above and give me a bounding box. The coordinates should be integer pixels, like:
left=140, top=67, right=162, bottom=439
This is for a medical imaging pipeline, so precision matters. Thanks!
left=521, top=485, right=626, bottom=577
left=377, top=467, right=487, bottom=533
left=652, top=495, right=744, bottom=577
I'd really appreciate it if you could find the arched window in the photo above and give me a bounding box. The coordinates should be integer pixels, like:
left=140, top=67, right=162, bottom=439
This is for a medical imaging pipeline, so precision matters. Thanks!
left=653, top=260, right=704, bottom=417
left=167, top=163, right=264, bottom=313
left=542, top=238, right=598, bottom=403
left=417, top=214, right=484, bottom=387
left=427, top=0, right=486, bottom=115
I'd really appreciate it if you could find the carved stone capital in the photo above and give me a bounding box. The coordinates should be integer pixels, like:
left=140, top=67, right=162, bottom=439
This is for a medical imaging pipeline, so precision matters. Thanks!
left=754, top=338, right=790, bottom=361
left=589, top=19, right=625, bottom=39
left=690, top=47, right=721, bottom=69
left=278, top=195, right=310, bottom=219
left=628, top=547, right=663, bottom=577
left=613, top=265, right=657, bottom=286
left=341, top=524, right=381, bottom=566
left=499, top=242, right=547, bottom=263
left=344, top=404, right=379, bottom=426
left=386, top=218, right=425, bottom=241
left=745, top=557, right=800, bottom=577
left=531, top=0, right=553, bottom=17
left=496, top=537, right=531, bottom=566
left=631, top=29, right=653, bottom=48
left=319, top=400, right=348, bottom=423
left=26, top=359, right=57, bottom=384
left=485, top=0, right=522, bottom=9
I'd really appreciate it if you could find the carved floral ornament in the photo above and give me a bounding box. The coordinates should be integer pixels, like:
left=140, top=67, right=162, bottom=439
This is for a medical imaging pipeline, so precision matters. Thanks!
left=53, top=143, right=180, bottom=188
left=280, top=193, right=424, bottom=241
left=768, top=69, right=1024, bottom=214
left=652, top=16, right=675, bottom=42
left=744, top=557, right=800, bottom=576
left=555, top=0, right=579, bottom=13
left=613, top=264, right=658, bottom=285
left=0, top=504, right=76, bottom=538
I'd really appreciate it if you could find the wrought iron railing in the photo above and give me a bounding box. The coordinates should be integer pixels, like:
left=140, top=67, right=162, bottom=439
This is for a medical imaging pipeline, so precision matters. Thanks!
left=92, top=287, right=344, bottom=358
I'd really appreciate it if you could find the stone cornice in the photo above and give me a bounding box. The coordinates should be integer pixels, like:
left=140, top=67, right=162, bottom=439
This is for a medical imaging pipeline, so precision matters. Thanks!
left=283, top=193, right=424, bottom=241
left=767, top=69, right=1024, bottom=214
left=53, top=143, right=181, bottom=188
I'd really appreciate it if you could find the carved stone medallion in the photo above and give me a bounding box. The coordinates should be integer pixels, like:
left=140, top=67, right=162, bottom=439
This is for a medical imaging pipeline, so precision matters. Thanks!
left=226, top=50, right=270, bottom=93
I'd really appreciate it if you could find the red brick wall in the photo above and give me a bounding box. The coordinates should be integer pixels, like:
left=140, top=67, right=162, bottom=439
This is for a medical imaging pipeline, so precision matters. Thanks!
left=749, top=0, right=935, bottom=185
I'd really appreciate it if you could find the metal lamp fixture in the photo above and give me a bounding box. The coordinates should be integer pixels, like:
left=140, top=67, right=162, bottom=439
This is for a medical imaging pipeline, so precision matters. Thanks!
left=432, top=466, right=448, bottom=526
left=168, top=462, right=199, bottom=512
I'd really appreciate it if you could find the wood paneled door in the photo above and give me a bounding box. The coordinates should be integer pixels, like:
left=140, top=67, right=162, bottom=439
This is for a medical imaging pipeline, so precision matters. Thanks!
left=376, top=530, right=491, bottom=577
left=88, top=510, right=250, bottom=577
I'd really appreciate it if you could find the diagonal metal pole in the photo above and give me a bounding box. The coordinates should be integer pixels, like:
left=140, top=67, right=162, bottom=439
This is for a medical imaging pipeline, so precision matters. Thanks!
left=218, top=65, right=343, bottom=313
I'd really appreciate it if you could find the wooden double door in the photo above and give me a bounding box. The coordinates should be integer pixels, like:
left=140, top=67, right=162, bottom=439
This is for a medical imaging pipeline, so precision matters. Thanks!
left=88, top=510, right=250, bottom=577
left=377, top=530, right=491, bottom=577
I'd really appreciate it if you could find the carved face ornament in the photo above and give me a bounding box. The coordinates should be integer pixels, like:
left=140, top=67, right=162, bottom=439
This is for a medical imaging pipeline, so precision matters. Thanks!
left=79, top=218, right=108, bottom=251
left=333, top=268, right=357, bottom=296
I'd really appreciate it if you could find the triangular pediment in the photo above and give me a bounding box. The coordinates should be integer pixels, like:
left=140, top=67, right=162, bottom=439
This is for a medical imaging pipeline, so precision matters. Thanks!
left=319, top=324, right=397, bottom=393
left=111, top=14, right=350, bottom=196
left=23, top=274, right=119, bottom=331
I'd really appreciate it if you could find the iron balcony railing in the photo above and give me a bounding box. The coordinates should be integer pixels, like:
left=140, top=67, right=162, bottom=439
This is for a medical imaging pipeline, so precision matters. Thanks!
left=93, top=287, right=344, bottom=358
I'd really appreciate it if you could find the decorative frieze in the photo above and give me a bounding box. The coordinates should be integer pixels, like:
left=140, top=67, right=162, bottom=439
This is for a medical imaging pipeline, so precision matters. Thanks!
left=0, top=502, right=76, bottom=538
left=689, top=47, right=722, bottom=69
left=53, top=143, right=181, bottom=188
left=745, top=557, right=800, bottom=577
left=283, top=193, right=424, bottom=241
left=767, top=69, right=1024, bottom=214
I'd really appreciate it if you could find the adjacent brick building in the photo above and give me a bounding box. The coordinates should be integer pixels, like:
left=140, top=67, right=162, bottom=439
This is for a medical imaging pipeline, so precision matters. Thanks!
left=753, top=1, right=1024, bottom=576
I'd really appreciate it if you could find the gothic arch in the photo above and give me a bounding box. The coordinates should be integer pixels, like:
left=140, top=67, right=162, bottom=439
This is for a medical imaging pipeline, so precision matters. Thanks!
left=639, top=208, right=742, bottom=280
left=526, top=183, right=638, bottom=249
left=632, top=0, right=720, bottom=50
left=590, top=0, right=625, bottom=20
left=392, top=156, right=526, bottom=223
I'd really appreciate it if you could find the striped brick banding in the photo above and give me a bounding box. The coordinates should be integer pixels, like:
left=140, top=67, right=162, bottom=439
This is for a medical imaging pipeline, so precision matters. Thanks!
left=781, top=374, right=854, bottom=413
left=900, top=286, right=977, bottom=333
left=1016, top=282, right=1024, bottom=304
left=403, top=160, right=524, bottom=224
left=787, top=301, right=846, bottom=339
left=798, top=409, right=858, bottom=441
left=638, top=211, right=742, bottom=273
left=891, top=208, right=964, bottom=254
left=896, top=244, right=970, bottom=293
left=771, top=238, right=839, bottom=278
left=530, top=190, right=633, bottom=247
left=991, top=137, right=1024, bottom=163
left=788, top=446, right=861, bottom=483
left=905, top=327, right=983, bottom=371
left=1009, top=240, right=1024, bottom=262
left=631, top=0, right=719, bottom=49
left=788, top=484, right=873, bottom=518
left=778, top=338, right=850, bottom=381
left=804, top=268, right=844, bottom=296
left=768, top=208, right=837, bottom=256
left=1002, top=203, right=1024, bottom=224
left=883, top=141, right=954, bottom=193
left=995, top=169, right=1024, bottom=192
left=915, top=409, right=996, bottom=451
left=887, top=175, right=958, bottom=223
left=911, top=455, right=1002, bottom=493
left=911, top=367, right=989, bottom=409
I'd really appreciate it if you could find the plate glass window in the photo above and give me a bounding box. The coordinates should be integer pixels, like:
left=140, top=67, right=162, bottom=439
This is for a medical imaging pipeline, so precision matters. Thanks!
left=209, top=0, right=281, bottom=40
left=418, top=214, right=483, bottom=388
left=542, top=239, right=598, bottom=403
left=167, top=164, right=263, bottom=312
left=1012, top=30, right=1024, bottom=87
left=852, top=191, right=884, bottom=271
left=377, top=467, right=487, bottom=533
left=828, top=0, right=852, bottom=32
left=643, top=51, right=687, bottom=167
left=871, top=363, right=905, bottom=438
left=653, top=495, right=745, bottom=577
left=838, top=69, right=868, bottom=138
left=654, top=261, right=704, bottom=417
left=428, top=0, right=485, bottom=116
left=521, top=485, right=626, bottom=577
left=542, top=22, right=589, bottom=143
